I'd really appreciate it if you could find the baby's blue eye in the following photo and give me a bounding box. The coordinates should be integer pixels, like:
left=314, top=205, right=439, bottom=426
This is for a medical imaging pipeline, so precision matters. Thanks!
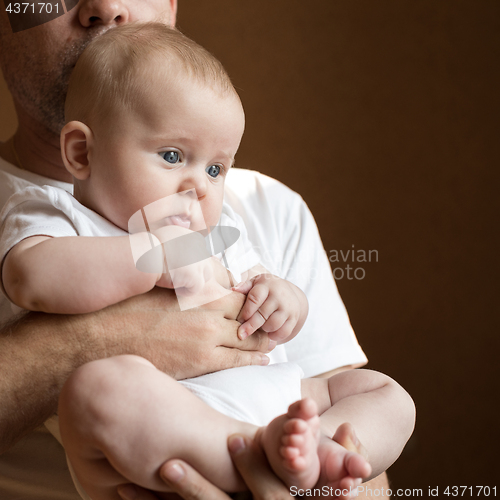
left=160, top=151, right=180, bottom=164
left=206, top=165, right=221, bottom=178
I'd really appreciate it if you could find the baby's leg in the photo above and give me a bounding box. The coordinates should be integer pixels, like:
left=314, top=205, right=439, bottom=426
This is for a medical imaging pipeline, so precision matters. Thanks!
left=260, top=370, right=414, bottom=491
left=305, top=370, right=415, bottom=485
left=58, top=355, right=258, bottom=500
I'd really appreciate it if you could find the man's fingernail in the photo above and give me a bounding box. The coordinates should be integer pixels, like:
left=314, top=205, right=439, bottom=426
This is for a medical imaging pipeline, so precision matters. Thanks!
left=228, top=435, right=247, bottom=455
left=117, top=484, right=138, bottom=500
left=238, top=329, right=248, bottom=340
left=162, top=462, right=185, bottom=483
left=267, top=340, right=277, bottom=352
left=261, top=355, right=270, bottom=366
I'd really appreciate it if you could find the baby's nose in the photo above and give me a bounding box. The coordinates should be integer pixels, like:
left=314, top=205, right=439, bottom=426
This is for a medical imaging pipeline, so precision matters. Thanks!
left=183, top=188, right=197, bottom=199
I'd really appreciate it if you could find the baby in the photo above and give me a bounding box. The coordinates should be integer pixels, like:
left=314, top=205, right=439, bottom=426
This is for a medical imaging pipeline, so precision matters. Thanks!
left=0, top=23, right=415, bottom=498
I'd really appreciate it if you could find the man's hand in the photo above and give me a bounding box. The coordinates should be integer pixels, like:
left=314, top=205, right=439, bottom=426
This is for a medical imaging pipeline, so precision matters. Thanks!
left=233, top=274, right=308, bottom=343
left=116, top=434, right=293, bottom=500
left=88, top=287, right=273, bottom=380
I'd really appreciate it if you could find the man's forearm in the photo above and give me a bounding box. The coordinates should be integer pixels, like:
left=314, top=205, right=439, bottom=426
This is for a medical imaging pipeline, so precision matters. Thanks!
left=0, top=311, right=107, bottom=453
left=0, top=292, right=177, bottom=453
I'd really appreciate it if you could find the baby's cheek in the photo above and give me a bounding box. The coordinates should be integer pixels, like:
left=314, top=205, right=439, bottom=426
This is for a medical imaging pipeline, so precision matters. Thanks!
left=197, top=209, right=221, bottom=231
left=202, top=191, right=224, bottom=226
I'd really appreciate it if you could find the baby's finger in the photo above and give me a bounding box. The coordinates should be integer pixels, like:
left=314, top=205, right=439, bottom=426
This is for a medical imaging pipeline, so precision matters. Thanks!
left=238, top=311, right=267, bottom=339
left=231, top=278, right=253, bottom=295
left=237, top=283, right=269, bottom=323
left=261, top=310, right=288, bottom=334
left=267, top=317, right=296, bottom=343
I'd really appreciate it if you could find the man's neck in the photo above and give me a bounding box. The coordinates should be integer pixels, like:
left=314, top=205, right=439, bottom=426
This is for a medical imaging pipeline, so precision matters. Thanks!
left=0, top=107, right=72, bottom=183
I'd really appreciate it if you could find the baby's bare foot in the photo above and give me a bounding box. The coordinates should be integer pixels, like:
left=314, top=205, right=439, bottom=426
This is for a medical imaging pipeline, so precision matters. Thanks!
left=260, top=398, right=321, bottom=489
left=317, top=423, right=372, bottom=493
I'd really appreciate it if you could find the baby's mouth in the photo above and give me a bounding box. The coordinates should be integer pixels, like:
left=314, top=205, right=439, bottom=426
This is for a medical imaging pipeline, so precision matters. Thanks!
left=163, top=214, right=191, bottom=229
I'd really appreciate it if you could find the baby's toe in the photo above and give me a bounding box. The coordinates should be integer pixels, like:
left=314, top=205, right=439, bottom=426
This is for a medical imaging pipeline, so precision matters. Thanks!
left=280, top=445, right=300, bottom=460
left=283, top=418, right=308, bottom=435
left=287, top=398, right=318, bottom=421
left=345, top=452, right=372, bottom=479
left=288, top=455, right=307, bottom=471
left=282, top=432, right=305, bottom=448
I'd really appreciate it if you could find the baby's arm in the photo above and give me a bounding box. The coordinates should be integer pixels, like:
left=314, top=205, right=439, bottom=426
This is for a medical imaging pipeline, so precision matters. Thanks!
left=2, top=233, right=161, bottom=314
left=233, top=264, right=308, bottom=343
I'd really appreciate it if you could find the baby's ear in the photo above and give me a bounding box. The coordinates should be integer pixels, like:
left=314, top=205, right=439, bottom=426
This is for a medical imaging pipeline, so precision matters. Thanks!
left=60, top=121, right=93, bottom=180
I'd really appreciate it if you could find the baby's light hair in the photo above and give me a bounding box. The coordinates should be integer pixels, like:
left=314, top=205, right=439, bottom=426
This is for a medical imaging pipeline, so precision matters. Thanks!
left=65, top=22, right=236, bottom=124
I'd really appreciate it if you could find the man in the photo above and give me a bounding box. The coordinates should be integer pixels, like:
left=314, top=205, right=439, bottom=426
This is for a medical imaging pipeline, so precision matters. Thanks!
left=0, top=1, right=388, bottom=498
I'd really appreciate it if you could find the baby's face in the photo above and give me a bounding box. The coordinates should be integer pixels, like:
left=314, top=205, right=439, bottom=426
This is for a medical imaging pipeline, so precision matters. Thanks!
left=85, top=78, right=245, bottom=233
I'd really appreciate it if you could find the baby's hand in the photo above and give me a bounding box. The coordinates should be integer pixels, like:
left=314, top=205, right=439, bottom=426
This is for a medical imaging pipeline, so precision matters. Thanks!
left=157, top=259, right=213, bottom=295
left=233, top=274, right=308, bottom=343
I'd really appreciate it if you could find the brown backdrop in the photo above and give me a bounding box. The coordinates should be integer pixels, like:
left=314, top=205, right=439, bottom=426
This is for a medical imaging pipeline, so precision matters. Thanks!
left=1, top=0, right=499, bottom=494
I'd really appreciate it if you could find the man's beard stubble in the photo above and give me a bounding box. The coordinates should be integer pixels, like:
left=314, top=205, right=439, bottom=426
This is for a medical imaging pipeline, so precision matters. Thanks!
left=2, top=27, right=109, bottom=136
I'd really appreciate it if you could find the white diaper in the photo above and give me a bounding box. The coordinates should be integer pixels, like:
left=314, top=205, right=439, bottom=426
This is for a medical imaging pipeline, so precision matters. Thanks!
left=179, top=362, right=304, bottom=427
